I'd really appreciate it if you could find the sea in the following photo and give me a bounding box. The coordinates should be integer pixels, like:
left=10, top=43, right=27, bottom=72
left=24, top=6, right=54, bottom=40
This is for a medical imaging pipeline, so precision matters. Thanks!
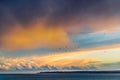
left=0, top=72, right=120, bottom=80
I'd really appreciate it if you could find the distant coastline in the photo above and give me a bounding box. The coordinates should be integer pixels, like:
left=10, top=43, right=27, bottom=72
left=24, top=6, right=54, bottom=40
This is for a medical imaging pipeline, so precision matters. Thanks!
left=1, top=70, right=120, bottom=75
left=37, top=70, right=120, bottom=74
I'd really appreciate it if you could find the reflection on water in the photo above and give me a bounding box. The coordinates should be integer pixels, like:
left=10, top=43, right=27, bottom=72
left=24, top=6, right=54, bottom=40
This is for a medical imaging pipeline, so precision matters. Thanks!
left=0, top=73, right=120, bottom=80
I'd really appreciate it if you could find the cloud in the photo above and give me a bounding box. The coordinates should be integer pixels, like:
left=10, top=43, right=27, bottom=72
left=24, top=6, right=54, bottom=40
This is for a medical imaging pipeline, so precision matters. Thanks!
left=0, top=0, right=120, bottom=55
left=1, top=21, right=71, bottom=51
left=0, top=53, right=100, bottom=71
left=1, top=41, right=120, bottom=71
left=1, top=0, right=120, bottom=34
left=1, top=19, right=120, bottom=52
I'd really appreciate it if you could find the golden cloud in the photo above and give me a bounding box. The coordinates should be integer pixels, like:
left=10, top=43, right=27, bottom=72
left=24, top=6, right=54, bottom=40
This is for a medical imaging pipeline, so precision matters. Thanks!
left=1, top=22, right=71, bottom=51
left=0, top=55, right=100, bottom=70
left=0, top=49, right=102, bottom=70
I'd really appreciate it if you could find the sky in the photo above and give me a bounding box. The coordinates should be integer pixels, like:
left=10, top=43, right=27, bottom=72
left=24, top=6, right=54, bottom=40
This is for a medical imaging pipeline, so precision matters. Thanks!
left=0, top=0, right=120, bottom=73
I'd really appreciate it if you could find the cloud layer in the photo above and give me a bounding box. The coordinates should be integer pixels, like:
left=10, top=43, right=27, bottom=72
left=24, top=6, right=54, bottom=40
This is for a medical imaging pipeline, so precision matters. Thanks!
left=1, top=22, right=71, bottom=50
left=0, top=56, right=99, bottom=71
left=1, top=0, right=120, bottom=51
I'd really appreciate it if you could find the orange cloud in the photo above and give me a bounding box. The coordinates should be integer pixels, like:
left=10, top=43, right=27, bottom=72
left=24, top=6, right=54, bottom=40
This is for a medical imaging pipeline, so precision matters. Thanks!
left=0, top=49, right=102, bottom=70
left=1, top=22, right=71, bottom=51
left=0, top=55, right=100, bottom=70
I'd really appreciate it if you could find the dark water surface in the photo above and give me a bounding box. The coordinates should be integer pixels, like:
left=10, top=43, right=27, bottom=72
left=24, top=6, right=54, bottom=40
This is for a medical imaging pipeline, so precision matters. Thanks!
left=0, top=72, right=120, bottom=80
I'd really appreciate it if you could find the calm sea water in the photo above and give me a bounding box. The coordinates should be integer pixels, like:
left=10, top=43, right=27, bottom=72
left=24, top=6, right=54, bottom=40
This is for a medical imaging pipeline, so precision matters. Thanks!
left=0, top=73, right=120, bottom=80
